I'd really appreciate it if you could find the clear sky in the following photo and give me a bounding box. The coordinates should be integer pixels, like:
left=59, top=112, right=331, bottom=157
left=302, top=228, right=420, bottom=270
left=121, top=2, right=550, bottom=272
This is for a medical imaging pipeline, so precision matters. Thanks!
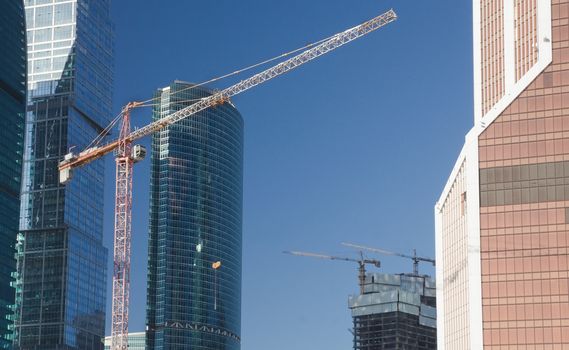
left=105, top=1, right=473, bottom=349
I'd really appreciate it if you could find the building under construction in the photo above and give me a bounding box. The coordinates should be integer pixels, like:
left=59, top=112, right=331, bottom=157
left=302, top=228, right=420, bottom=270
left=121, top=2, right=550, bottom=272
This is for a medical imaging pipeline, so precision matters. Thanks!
left=348, top=273, right=436, bottom=350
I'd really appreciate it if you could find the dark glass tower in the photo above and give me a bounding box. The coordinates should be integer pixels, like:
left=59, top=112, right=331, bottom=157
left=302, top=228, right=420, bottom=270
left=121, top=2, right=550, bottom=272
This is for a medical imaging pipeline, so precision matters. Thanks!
left=14, top=0, right=113, bottom=349
left=0, top=0, right=27, bottom=347
left=146, top=81, right=243, bottom=350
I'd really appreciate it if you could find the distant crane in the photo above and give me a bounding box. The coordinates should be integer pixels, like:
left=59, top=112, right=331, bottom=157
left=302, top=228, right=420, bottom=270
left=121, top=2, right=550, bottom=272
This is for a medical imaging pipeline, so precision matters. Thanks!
left=283, top=250, right=381, bottom=294
left=57, top=9, right=397, bottom=350
left=342, top=242, right=435, bottom=276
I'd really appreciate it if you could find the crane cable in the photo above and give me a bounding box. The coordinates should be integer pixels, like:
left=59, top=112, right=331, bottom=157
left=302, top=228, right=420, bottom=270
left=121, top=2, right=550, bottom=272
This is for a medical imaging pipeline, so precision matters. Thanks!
left=87, top=97, right=205, bottom=149
left=136, top=32, right=336, bottom=105
left=89, top=28, right=341, bottom=149
left=86, top=111, right=124, bottom=150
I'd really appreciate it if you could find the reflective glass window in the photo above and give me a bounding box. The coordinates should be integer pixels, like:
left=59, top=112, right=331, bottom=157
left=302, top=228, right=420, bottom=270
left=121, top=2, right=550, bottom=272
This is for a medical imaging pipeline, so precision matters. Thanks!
left=53, top=25, right=72, bottom=40
left=34, top=6, right=53, bottom=27
left=54, top=3, right=72, bottom=25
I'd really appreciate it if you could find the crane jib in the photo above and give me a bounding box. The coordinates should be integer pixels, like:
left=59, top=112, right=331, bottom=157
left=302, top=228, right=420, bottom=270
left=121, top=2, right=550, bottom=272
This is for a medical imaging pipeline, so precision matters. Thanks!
left=57, top=9, right=397, bottom=178
left=129, top=9, right=396, bottom=141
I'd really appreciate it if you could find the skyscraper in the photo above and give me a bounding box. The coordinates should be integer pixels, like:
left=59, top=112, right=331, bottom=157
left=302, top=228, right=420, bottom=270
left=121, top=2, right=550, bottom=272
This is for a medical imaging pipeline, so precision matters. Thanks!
left=0, top=0, right=27, bottom=347
left=14, top=0, right=113, bottom=348
left=436, top=1, right=569, bottom=348
left=146, top=81, right=243, bottom=350
left=349, top=273, right=437, bottom=350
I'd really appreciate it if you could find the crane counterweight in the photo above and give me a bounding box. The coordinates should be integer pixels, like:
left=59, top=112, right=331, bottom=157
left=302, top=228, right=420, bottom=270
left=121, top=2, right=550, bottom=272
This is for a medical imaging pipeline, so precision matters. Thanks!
left=131, top=144, right=147, bottom=163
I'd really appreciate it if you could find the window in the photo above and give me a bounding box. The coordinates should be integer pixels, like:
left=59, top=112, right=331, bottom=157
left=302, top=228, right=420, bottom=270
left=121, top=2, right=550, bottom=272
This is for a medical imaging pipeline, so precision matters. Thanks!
left=26, top=8, right=34, bottom=28
left=54, top=25, right=72, bottom=40
left=33, top=58, right=51, bottom=74
left=54, top=3, right=72, bottom=25
left=34, top=28, right=52, bottom=43
left=461, top=191, right=467, bottom=215
left=35, top=6, right=53, bottom=27
left=52, top=56, right=67, bottom=72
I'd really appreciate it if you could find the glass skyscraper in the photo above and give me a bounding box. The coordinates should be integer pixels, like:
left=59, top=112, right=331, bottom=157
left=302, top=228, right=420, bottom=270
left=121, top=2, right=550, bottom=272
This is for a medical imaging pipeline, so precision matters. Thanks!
left=14, top=0, right=113, bottom=349
left=146, top=81, right=243, bottom=350
left=0, top=0, right=27, bottom=347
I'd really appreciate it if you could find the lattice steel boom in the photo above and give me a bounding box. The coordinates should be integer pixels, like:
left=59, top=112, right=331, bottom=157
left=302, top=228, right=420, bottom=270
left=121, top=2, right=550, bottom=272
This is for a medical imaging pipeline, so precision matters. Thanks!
left=342, top=242, right=436, bottom=275
left=283, top=250, right=381, bottom=294
left=58, top=9, right=397, bottom=175
left=57, top=9, right=397, bottom=350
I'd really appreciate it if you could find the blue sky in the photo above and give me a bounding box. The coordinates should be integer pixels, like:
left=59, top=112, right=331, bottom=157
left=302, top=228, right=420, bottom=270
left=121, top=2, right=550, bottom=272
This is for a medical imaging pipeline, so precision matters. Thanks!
left=106, top=1, right=473, bottom=349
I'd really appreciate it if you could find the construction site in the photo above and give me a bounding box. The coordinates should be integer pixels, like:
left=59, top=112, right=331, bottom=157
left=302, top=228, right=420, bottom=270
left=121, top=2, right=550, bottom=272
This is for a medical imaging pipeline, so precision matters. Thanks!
left=14, top=0, right=569, bottom=349
left=285, top=243, right=437, bottom=350
left=50, top=9, right=400, bottom=350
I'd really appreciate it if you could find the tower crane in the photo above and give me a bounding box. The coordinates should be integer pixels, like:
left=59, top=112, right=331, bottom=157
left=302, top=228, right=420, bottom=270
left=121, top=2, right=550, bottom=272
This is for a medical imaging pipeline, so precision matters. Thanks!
left=283, top=250, right=381, bottom=294
left=342, top=242, right=435, bottom=276
left=57, top=9, right=397, bottom=350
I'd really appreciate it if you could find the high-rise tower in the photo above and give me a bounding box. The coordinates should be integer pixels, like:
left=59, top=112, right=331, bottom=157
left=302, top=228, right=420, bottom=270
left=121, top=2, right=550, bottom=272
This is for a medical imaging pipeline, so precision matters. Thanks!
left=349, top=273, right=437, bottom=350
left=436, top=1, right=569, bottom=349
left=0, top=0, right=27, bottom=347
left=14, top=0, right=113, bottom=348
left=146, top=81, right=243, bottom=350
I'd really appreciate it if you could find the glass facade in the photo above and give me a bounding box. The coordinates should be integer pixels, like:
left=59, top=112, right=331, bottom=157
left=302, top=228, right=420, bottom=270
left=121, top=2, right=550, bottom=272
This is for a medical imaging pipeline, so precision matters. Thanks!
left=438, top=161, right=471, bottom=349
left=478, top=0, right=540, bottom=117
left=14, top=0, right=112, bottom=349
left=0, top=0, right=27, bottom=347
left=146, top=81, right=243, bottom=350
left=438, top=1, right=569, bottom=349
left=480, top=0, right=505, bottom=115
left=514, top=0, right=538, bottom=81
left=104, top=332, right=145, bottom=350
left=477, top=2, right=569, bottom=348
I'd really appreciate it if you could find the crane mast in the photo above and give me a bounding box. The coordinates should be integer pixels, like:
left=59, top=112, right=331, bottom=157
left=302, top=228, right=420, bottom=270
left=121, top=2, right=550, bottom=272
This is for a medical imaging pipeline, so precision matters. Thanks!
left=57, top=9, right=397, bottom=350
left=110, top=102, right=139, bottom=350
